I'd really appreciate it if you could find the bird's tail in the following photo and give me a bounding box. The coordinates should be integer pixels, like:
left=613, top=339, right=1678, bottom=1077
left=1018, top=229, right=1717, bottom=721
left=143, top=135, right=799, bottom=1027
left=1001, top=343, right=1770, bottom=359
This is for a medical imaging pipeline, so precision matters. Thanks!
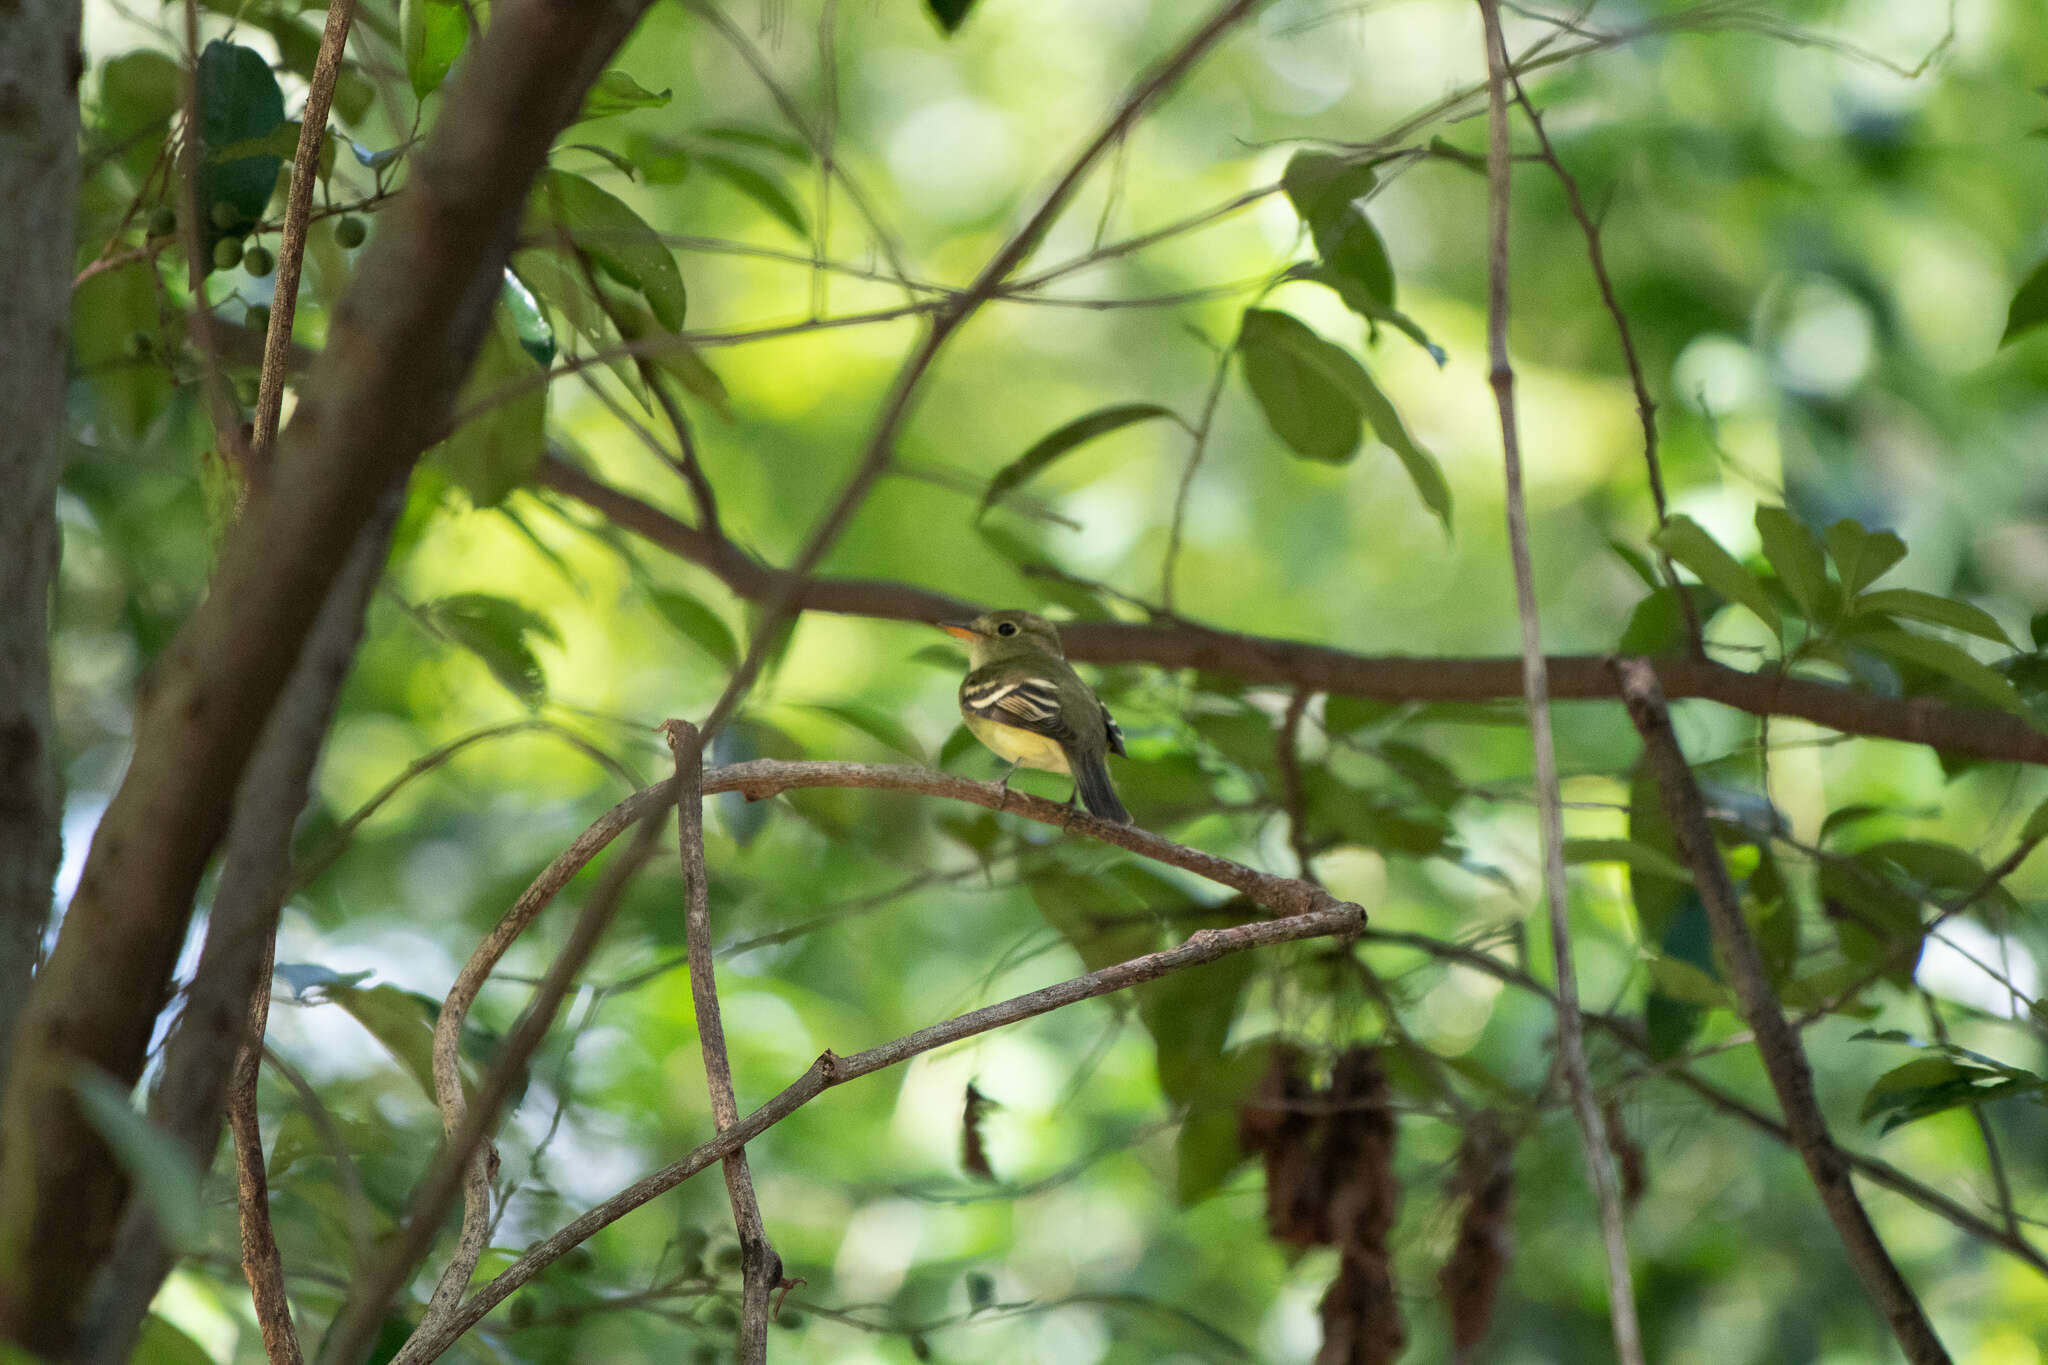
left=1069, top=748, right=1132, bottom=825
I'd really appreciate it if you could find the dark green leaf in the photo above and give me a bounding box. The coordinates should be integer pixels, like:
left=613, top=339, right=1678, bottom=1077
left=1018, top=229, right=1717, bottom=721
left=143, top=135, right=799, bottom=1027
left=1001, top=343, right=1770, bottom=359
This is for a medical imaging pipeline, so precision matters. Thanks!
left=1238, top=307, right=1362, bottom=463
left=99, top=50, right=182, bottom=180
left=1754, top=506, right=1828, bottom=620
left=1027, top=870, right=1166, bottom=975
left=803, top=702, right=928, bottom=763
left=978, top=403, right=1177, bottom=518
left=530, top=170, right=688, bottom=331
left=1173, top=1055, right=1263, bottom=1206
left=1820, top=858, right=1924, bottom=987
left=424, top=592, right=559, bottom=706
left=401, top=0, right=468, bottom=98
left=1824, top=519, right=1906, bottom=596
left=647, top=590, right=740, bottom=669
left=1652, top=514, right=1780, bottom=634
left=1852, top=589, right=2012, bottom=647
left=2001, top=255, right=2048, bottom=346
left=1644, top=954, right=1731, bottom=1008
left=1618, top=585, right=1717, bottom=654
left=579, top=69, right=673, bottom=122
left=926, top=0, right=976, bottom=33
left=1859, top=1056, right=2040, bottom=1134
left=197, top=41, right=286, bottom=244
left=695, top=152, right=808, bottom=238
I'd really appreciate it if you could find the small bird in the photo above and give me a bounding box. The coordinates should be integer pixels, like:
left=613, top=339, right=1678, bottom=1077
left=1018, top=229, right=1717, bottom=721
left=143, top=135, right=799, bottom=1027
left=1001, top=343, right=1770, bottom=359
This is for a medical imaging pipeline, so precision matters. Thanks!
left=939, top=609, right=1132, bottom=825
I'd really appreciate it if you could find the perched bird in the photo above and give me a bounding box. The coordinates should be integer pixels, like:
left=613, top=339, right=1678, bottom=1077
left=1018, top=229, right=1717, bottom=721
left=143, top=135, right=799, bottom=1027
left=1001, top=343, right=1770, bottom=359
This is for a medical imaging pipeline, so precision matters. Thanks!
left=939, top=610, right=1132, bottom=824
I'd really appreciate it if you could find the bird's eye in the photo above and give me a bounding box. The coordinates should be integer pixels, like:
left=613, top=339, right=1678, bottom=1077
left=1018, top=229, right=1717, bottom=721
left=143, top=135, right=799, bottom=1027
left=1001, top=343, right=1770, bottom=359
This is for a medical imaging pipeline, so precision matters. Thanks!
left=996, top=622, right=1018, bottom=636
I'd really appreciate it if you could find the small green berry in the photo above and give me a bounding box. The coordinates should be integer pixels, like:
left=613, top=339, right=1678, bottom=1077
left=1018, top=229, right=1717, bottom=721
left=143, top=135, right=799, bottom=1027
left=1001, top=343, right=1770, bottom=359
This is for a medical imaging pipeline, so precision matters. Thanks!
left=146, top=205, right=178, bottom=238
left=690, top=1348, right=718, bottom=1365
left=334, top=215, right=367, bottom=249
left=209, top=200, right=240, bottom=230
left=233, top=375, right=259, bottom=405
left=124, top=330, right=154, bottom=359
left=705, top=1304, right=739, bottom=1331
left=243, top=244, right=276, bottom=277
left=712, top=1244, right=742, bottom=1273
left=245, top=304, right=270, bottom=332
left=774, top=1310, right=803, bottom=1330
left=212, top=237, right=244, bottom=271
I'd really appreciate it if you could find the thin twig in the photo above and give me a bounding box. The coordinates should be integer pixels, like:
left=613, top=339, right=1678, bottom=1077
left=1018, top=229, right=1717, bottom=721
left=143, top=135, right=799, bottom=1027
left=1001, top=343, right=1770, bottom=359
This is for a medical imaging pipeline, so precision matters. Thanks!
left=1160, top=340, right=1234, bottom=611
left=230, top=931, right=303, bottom=1365
left=1274, top=688, right=1318, bottom=883
left=177, top=0, right=253, bottom=479
left=1612, top=657, right=1951, bottom=1363
left=663, top=721, right=781, bottom=1362
left=1503, top=72, right=1700, bottom=656
left=1476, top=5, right=1643, bottom=1359
left=252, top=0, right=358, bottom=462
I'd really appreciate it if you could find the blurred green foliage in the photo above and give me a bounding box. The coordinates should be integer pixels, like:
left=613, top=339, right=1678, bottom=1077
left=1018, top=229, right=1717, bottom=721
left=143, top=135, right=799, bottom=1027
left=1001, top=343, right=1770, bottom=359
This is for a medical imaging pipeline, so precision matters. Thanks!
left=53, top=0, right=2048, bottom=1361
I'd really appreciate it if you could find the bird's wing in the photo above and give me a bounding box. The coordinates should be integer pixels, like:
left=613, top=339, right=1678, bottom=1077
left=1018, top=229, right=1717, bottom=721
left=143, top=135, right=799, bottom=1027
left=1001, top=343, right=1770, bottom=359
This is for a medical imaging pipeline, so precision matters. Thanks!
left=960, top=675, right=1081, bottom=745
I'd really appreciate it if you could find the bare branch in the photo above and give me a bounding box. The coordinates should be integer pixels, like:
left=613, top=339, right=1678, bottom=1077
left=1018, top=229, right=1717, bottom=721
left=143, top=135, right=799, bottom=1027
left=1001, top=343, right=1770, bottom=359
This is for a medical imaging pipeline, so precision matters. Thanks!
left=663, top=720, right=779, bottom=1362
left=1476, top=6, right=1641, bottom=1356
left=1613, top=656, right=1952, bottom=1363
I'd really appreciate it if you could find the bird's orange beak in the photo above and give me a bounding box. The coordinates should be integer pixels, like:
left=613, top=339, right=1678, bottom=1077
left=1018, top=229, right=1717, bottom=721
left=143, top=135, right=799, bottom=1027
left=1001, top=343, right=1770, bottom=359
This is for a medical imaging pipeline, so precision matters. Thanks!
left=938, top=621, right=978, bottom=641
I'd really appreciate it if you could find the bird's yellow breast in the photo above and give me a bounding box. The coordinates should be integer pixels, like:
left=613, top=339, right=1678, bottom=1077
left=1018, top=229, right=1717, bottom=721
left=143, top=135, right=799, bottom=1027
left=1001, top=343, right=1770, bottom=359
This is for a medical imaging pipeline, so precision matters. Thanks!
left=961, top=709, right=1070, bottom=774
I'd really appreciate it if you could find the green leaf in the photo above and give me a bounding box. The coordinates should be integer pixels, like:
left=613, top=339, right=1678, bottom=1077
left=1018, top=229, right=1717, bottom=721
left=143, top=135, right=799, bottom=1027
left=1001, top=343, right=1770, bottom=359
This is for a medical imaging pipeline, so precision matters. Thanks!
left=1346, top=358, right=1452, bottom=528
left=1652, top=514, right=1780, bottom=634
left=578, top=69, right=672, bottom=122
left=134, top=1316, right=218, bottom=1365
left=1820, top=858, right=1925, bottom=987
left=1618, top=585, right=1717, bottom=654
left=432, top=307, right=546, bottom=507
left=695, top=152, right=808, bottom=238
left=99, top=50, right=183, bottom=180
left=1852, top=589, right=2012, bottom=647
left=424, top=592, right=559, bottom=706
left=802, top=702, right=928, bottom=763
left=1137, top=950, right=1255, bottom=1110
left=2021, top=797, right=2048, bottom=845
left=1564, top=837, right=1692, bottom=884
left=693, top=123, right=812, bottom=162
left=324, top=983, right=445, bottom=1101
left=1238, top=308, right=1363, bottom=464
left=530, top=169, right=688, bottom=331
left=197, top=40, right=286, bottom=245
left=1644, top=954, right=1732, bottom=1008
left=1754, top=507, right=1828, bottom=621
left=1027, top=869, right=1168, bottom=975
left=2001, top=255, right=2048, bottom=346
left=1282, top=151, right=1380, bottom=248
left=1173, top=1053, right=1263, bottom=1206
left=978, top=403, right=1177, bottom=518
left=1856, top=629, right=2023, bottom=712
left=1824, top=519, right=1906, bottom=597
left=926, top=0, right=976, bottom=33
left=72, top=1068, right=205, bottom=1251
left=647, top=590, right=739, bottom=669
left=401, top=0, right=468, bottom=98
left=1609, top=539, right=1660, bottom=590
left=1859, top=1056, right=2040, bottom=1134
left=500, top=270, right=555, bottom=369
